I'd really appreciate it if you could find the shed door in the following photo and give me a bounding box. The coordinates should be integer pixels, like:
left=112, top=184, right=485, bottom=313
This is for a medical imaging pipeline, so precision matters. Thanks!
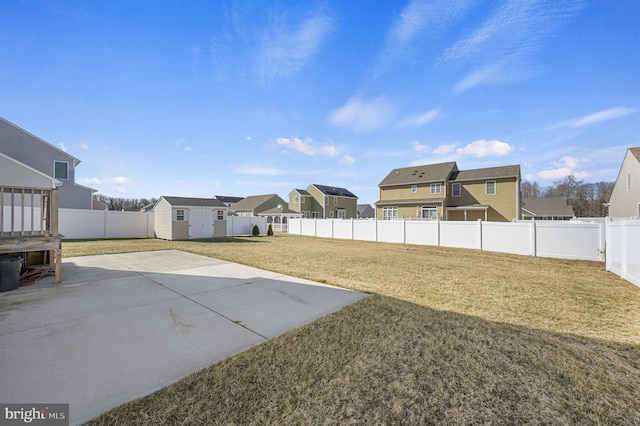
left=189, top=208, right=214, bottom=239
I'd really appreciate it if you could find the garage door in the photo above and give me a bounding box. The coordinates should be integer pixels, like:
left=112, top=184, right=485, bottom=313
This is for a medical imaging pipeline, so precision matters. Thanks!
left=188, top=208, right=214, bottom=239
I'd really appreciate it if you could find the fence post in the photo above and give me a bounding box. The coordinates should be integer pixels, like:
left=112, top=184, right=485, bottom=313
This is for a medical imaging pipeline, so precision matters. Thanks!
left=477, top=219, right=483, bottom=250
left=103, top=209, right=108, bottom=239
left=530, top=221, right=536, bottom=257
left=621, top=220, right=627, bottom=281
left=436, top=219, right=441, bottom=247
left=351, top=218, right=354, bottom=240
left=403, top=219, right=407, bottom=244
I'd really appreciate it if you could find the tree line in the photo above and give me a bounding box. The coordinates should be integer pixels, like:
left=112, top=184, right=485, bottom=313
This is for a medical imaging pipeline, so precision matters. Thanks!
left=522, top=175, right=614, bottom=218
left=94, top=194, right=157, bottom=211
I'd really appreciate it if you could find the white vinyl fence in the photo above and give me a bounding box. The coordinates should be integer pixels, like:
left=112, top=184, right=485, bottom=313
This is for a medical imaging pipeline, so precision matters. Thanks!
left=289, top=218, right=606, bottom=262
left=58, top=209, right=268, bottom=239
left=606, top=219, right=640, bottom=287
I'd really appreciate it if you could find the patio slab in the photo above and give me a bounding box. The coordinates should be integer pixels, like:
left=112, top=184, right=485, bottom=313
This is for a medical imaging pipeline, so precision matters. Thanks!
left=0, top=250, right=367, bottom=425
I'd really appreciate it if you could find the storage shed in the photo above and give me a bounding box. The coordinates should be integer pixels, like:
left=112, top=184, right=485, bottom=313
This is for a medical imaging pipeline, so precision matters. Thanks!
left=154, top=196, right=228, bottom=240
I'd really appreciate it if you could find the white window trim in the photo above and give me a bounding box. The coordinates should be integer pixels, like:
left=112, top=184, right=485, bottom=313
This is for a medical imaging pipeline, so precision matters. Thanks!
left=382, top=206, right=398, bottom=220
left=430, top=183, right=442, bottom=195
left=411, top=185, right=417, bottom=193
left=54, top=161, right=69, bottom=180
left=627, top=172, right=632, bottom=191
left=293, top=196, right=300, bottom=203
left=217, top=210, right=224, bottom=220
left=176, top=209, right=185, bottom=221
left=452, top=183, right=461, bottom=197
left=324, top=196, right=329, bottom=206
left=329, top=210, right=334, bottom=218
left=486, top=180, right=496, bottom=196
left=421, top=206, right=438, bottom=220
left=334, top=196, right=338, bottom=206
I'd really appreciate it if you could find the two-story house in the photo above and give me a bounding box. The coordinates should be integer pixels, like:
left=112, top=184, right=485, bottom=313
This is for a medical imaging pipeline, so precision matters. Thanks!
left=230, top=194, right=287, bottom=217
left=608, top=147, right=640, bottom=218
left=289, top=184, right=358, bottom=218
left=375, top=162, right=521, bottom=222
left=0, top=117, right=96, bottom=209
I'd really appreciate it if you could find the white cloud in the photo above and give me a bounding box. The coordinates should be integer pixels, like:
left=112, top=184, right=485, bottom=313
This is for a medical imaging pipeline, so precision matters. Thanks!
left=80, top=143, right=89, bottom=150
left=411, top=141, right=429, bottom=152
left=537, top=156, right=589, bottom=180
left=57, top=142, right=67, bottom=152
left=551, top=107, right=636, bottom=129
left=173, top=137, right=194, bottom=152
left=398, top=109, right=441, bottom=128
left=434, top=143, right=457, bottom=155
left=258, top=13, right=335, bottom=82
left=277, top=137, right=338, bottom=157
left=328, top=97, right=394, bottom=133
left=457, top=140, right=513, bottom=157
left=340, top=154, right=356, bottom=165
left=246, top=136, right=252, bottom=141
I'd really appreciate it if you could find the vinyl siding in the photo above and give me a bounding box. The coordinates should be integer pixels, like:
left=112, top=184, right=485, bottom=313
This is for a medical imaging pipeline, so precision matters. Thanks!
left=609, top=150, right=640, bottom=217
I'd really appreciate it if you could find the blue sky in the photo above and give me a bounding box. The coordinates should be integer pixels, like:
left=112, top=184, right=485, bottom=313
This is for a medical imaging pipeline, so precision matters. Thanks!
left=2, top=0, right=639, bottom=205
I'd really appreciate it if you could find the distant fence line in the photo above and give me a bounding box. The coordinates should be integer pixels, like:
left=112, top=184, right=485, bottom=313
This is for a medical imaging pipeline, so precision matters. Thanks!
left=288, top=218, right=605, bottom=261
left=58, top=209, right=267, bottom=239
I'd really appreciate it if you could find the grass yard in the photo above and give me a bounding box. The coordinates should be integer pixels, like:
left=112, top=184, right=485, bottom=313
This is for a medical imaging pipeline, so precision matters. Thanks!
left=67, top=235, right=640, bottom=425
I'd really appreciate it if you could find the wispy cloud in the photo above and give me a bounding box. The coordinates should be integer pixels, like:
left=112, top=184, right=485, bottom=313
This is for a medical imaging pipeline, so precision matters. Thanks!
left=398, top=108, right=441, bottom=128
left=340, top=154, right=356, bottom=165
left=277, top=137, right=338, bottom=157
left=80, top=143, right=89, bottom=150
left=445, top=0, right=585, bottom=93
left=173, top=138, right=194, bottom=152
left=257, top=12, right=335, bottom=82
left=411, top=141, right=429, bottom=152
left=77, top=177, right=134, bottom=193
left=328, top=97, right=395, bottom=133
left=549, top=107, right=636, bottom=129
left=57, top=142, right=67, bottom=152
left=457, top=140, right=514, bottom=157
left=537, top=155, right=590, bottom=180
left=433, top=143, right=457, bottom=155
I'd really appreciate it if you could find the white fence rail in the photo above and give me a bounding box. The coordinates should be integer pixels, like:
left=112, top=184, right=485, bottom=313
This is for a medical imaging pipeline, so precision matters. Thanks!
left=289, top=218, right=606, bottom=262
left=606, top=219, right=640, bottom=287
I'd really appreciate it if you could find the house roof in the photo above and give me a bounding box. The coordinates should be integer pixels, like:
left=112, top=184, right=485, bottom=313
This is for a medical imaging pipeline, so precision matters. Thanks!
left=231, top=194, right=284, bottom=212
left=214, top=195, right=244, bottom=204
left=311, top=184, right=358, bottom=198
left=0, top=151, right=61, bottom=189
left=450, top=164, right=521, bottom=181
left=629, top=147, right=640, bottom=162
left=357, top=204, right=375, bottom=218
left=522, top=197, right=574, bottom=217
left=292, top=189, right=311, bottom=196
left=159, top=196, right=227, bottom=208
left=379, top=162, right=458, bottom=187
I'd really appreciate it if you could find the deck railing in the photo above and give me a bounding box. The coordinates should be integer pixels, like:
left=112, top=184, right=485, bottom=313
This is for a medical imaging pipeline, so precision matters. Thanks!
left=1, top=186, right=56, bottom=237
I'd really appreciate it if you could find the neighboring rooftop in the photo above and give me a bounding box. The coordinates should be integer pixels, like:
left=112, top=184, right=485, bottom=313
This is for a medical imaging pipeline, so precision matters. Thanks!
left=522, top=197, right=574, bottom=218
left=159, top=196, right=227, bottom=208
left=379, top=162, right=458, bottom=187
left=311, top=184, right=358, bottom=198
left=450, top=165, right=521, bottom=181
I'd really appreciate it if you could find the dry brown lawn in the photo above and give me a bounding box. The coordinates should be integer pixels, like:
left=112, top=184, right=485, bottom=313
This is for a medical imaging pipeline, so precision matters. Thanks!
left=67, top=235, right=640, bottom=425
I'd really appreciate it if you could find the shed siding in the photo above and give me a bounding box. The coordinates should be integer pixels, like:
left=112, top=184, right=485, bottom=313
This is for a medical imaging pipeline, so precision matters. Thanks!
left=154, top=198, right=173, bottom=240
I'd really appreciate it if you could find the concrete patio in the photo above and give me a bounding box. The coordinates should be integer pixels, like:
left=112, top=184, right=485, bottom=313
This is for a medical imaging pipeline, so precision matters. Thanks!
left=0, top=250, right=367, bottom=425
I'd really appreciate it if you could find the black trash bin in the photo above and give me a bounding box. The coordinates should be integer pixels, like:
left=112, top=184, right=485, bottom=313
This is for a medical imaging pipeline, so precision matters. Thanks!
left=0, top=255, right=22, bottom=292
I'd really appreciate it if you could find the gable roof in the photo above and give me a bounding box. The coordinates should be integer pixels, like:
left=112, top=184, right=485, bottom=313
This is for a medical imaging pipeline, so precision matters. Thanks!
left=310, top=184, right=358, bottom=198
left=159, top=196, right=227, bottom=208
left=629, top=147, right=640, bottom=162
left=357, top=204, right=375, bottom=218
left=379, top=162, right=458, bottom=187
left=0, top=151, right=61, bottom=189
left=231, top=194, right=284, bottom=211
left=292, top=189, right=311, bottom=196
left=257, top=205, right=301, bottom=216
left=214, top=195, right=244, bottom=204
left=0, top=116, right=81, bottom=167
left=522, top=197, right=574, bottom=217
left=450, top=164, right=520, bottom=181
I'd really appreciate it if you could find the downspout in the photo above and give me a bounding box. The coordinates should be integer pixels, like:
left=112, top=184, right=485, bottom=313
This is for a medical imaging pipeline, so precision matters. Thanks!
left=516, top=173, right=521, bottom=220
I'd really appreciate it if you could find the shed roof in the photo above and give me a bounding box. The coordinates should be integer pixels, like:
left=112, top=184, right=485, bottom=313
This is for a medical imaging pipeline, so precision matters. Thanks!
left=522, top=197, right=574, bottom=217
left=214, top=195, right=244, bottom=204
left=379, top=162, right=458, bottom=187
left=159, top=196, right=227, bottom=208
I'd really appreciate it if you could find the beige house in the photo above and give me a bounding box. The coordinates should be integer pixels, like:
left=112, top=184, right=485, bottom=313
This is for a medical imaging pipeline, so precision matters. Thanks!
left=230, top=194, right=287, bottom=217
left=376, top=162, right=521, bottom=222
left=608, top=147, right=640, bottom=218
left=154, top=196, right=228, bottom=240
left=289, top=184, right=358, bottom=218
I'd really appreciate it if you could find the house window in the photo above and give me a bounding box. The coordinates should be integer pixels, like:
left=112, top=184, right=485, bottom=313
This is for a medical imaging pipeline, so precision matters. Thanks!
left=312, top=211, right=320, bottom=218
left=382, top=206, right=398, bottom=220
left=337, top=209, right=346, bottom=219
left=294, top=196, right=300, bottom=203
left=411, top=185, right=417, bottom=193
left=334, top=196, right=338, bottom=206
left=324, top=196, right=329, bottom=205
left=486, top=180, right=496, bottom=195
left=430, top=183, right=441, bottom=194
left=217, top=210, right=224, bottom=220
left=54, top=161, right=69, bottom=180
left=329, top=210, right=334, bottom=218
left=627, top=172, right=631, bottom=191
left=452, top=183, right=461, bottom=197
left=300, top=196, right=305, bottom=203
left=421, top=206, right=437, bottom=220
left=176, top=209, right=185, bottom=221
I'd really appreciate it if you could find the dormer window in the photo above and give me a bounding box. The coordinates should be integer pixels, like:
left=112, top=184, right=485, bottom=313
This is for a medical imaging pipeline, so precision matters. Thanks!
left=54, top=161, right=69, bottom=180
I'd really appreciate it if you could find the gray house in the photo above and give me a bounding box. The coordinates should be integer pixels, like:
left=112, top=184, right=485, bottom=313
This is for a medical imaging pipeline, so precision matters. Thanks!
left=154, top=196, right=228, bottom=240
left=522, top=197, right=574, bottom=220
left=0, top=116, right=96, bottom=209
left=230, top=194, right=287, bottom=217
